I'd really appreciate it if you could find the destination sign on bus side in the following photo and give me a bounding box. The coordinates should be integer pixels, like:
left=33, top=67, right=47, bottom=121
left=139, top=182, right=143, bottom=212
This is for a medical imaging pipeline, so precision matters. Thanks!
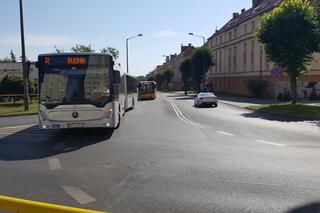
left=42, top=56, right=88, bottom=66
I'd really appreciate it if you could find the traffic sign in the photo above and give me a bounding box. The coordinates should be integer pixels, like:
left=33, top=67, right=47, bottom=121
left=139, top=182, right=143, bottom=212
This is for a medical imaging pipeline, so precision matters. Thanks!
left=271, top=66, right=283, bottom=79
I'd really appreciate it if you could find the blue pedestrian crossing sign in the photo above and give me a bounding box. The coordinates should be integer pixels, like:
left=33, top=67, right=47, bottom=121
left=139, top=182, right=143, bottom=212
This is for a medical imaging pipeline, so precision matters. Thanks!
left=271, top=66, right=283, bottom=79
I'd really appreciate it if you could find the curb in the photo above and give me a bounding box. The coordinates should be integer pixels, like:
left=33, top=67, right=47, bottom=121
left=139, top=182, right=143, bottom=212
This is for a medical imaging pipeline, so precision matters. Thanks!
left=0, top=112, right=38, bottom=118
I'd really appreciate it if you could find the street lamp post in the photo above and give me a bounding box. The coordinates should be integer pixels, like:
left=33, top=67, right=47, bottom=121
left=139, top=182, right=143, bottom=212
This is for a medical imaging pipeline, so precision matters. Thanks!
left=126, top=34, right=143, bottom=74
left=188, top=32, right=206, bottom=45
left=189, top=32, right=207, bottom=91
left=19, top=0, right=29, bottom=111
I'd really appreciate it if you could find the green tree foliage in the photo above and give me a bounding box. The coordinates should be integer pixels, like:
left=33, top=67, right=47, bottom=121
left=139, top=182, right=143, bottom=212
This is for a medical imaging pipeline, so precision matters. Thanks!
left=0, top=57, right=11, bottom=63
left=190, top=47, right=213, bottom=92
left=246, top=79, right=269, bottom=98
left=71, top=44, right=95, bottom=52
left=154, top=72, right=164, bottom=90
left=0, top=75, right=24, bottom=94
left=146, top=74, right=155, bottom=81
left=54, top=45, right=64, bottom=53
left=256, top=0, right=320, bottom=104
left=163, top=69, right=175, bottom=84
left=137, top=76, right=146, bottom=81
left=9, top=50, right=17, bottom=62
left=100, top=47, right=120, bottom=60
left=180, top=58, right=193, bottom=94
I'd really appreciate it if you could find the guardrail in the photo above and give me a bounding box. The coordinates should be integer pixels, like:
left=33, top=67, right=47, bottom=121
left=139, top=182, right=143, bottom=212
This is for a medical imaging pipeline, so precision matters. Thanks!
left=0, top=195, right=107, bottom=213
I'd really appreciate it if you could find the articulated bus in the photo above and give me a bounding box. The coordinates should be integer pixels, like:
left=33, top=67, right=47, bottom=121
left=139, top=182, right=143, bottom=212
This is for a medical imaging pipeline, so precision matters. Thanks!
left=137, top=81, right=157, bottom=100
left=37, top=53, right=138, bottom=129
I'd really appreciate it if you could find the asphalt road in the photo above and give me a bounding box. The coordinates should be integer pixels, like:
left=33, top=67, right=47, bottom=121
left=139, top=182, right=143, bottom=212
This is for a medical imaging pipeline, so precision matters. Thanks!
left=0, top=92, right=319, bottom=213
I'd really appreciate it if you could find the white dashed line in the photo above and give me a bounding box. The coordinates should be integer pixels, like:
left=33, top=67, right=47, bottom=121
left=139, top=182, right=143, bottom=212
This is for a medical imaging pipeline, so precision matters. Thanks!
left=62, top=186, right=96, bottom=205
left=256, top=140, right=287, bottom=147
left=216, top=131, right=234, bottom=136
left=48, top=158, right=62, bottom=170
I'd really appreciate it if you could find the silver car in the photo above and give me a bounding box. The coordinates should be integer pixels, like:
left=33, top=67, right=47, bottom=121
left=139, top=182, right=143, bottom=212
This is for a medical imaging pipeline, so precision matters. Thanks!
left=194, top=92, right=218, bottom=107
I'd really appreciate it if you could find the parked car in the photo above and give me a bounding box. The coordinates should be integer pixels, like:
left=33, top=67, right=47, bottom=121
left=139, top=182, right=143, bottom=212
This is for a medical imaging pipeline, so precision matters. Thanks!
left=194, top=92, right=218, bottom=107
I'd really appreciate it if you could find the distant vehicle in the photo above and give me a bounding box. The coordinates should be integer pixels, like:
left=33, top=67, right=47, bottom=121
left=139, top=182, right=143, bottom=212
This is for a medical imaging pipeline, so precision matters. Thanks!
left=137, top=81, right=157, bottom=100
left=194, top=92, right=218, bottom=107
left=36, top=52, right=138, bottom=129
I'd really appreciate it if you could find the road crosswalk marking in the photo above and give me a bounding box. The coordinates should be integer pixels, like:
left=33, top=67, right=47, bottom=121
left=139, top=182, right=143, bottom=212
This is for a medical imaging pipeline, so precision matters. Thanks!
left=62, top=186, right=96, bottom=205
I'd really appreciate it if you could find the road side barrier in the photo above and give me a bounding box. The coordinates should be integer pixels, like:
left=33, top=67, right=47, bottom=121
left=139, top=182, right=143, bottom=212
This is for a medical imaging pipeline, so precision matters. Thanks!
left=0, top=195, right=107, bottom=213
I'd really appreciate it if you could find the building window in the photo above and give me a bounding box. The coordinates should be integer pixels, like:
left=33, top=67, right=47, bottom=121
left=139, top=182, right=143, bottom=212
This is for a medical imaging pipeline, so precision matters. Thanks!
left=229, top=32, right=232, bottom=41
left=233, top=46, right=237, bottom=72
left=228, top=48, right=232, bottom=72
left=251, top=21, right=255, bottom=32
left=234, top=29, right=238, bottom=39
left=244, top=24, right=248, bottom=34
left=243, top=42, right=247, bottom=71
left=219, top=36, right=222, bottom=44
left=216, top=37, right=218, bottom=45
left=215, top=52, right=218, bottom=73
left=219, top=50, right=222, bottom=73
left=250, top=40, right=255, bottom=71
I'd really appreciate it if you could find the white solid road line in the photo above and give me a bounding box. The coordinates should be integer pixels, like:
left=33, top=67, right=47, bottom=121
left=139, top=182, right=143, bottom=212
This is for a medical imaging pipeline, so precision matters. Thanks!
left=256, top=140, right=287, bottom=147
left=167, top=100, right=210, bottom=129
left=62, top=186, right=96, bottom=205
left=48, top=158, right=62, bottom=170
left=216, top=131, right=234, bottom=136
left=0, top=124, right=36, bottom=130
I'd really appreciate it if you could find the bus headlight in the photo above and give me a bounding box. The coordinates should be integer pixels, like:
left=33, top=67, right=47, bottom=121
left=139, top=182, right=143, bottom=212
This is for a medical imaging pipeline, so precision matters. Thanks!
left=105, top=108, right=113, bottom=119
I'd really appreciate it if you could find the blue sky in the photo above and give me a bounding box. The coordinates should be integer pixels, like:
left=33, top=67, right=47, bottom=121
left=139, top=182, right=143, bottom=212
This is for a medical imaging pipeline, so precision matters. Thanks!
left=0, top=0, right=252, bottom=76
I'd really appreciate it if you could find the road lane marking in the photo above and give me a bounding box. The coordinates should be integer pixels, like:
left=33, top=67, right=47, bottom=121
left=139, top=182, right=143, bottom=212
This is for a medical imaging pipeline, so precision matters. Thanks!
left=62, top=186, right=96, bottom=205
left=168, top=100, right=210, bottom=129
left=256, top=140, right=287, bottom=147
left=48, top=158, right=62, bottom=170
left=0, top=124, right=36, bottom=130
left=216, top=131, right=234, bottom=136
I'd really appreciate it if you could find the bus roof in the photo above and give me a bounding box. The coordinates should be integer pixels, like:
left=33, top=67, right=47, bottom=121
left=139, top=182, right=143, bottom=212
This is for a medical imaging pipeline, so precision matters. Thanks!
left=38, top=52, right=112, bottom=57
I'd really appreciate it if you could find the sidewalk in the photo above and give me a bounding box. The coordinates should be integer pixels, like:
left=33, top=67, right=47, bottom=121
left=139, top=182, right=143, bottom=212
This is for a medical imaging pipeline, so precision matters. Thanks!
left=218, top=95, right=320, bottom=108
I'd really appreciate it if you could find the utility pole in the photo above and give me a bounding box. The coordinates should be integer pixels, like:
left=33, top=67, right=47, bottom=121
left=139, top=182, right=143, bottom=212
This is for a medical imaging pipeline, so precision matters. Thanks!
left=19, top=0, right=29, bottom=111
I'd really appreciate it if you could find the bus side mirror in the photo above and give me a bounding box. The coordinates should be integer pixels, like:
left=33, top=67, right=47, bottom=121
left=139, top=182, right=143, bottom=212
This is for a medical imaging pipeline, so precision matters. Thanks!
left=114, top=70, right=121, bottom=84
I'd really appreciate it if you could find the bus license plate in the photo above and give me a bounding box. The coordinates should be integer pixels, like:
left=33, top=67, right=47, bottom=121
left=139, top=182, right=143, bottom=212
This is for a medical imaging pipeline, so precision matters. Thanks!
left=67, top=123, right=84, bottom=128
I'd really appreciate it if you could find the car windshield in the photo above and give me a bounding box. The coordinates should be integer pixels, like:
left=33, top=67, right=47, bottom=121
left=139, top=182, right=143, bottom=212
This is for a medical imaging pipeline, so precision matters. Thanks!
left=199, top=92, right=215, bottom=97
left=1, top=1, right=320, bottom=213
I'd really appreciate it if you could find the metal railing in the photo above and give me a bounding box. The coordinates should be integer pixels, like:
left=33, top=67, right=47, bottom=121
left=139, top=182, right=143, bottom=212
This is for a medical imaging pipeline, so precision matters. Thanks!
left=0, top=195, right=107, bottom=213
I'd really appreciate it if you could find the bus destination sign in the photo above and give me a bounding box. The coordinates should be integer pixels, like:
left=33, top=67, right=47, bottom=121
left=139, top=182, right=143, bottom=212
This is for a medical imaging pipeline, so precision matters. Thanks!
left=43, top=56, right=88, bottom=66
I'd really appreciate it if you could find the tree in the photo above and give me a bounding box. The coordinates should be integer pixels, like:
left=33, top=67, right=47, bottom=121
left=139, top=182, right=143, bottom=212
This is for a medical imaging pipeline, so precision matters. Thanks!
left=191, top=47, right=213, bottom=92
left=180, top=58, right=193, bottom=94
left=100, top=47, right=119, bottom=60
left=154, top=72, right=164, bottom=90
left=71, top=44, right=95, bottom=52
left=163, top=69, right=175, bottom=88
left=137, top=76, right=146, bottom=81
left=9, top=50, right=16, bottom=62
left=0, top=75, right=24, bottom=94
left=256, top=0, right=320, bottom=104
left=54, top=45, right=64, bottom=53
left=146, top=74, right=155, bottom=81
left=0, top=57, right=11, bottom=63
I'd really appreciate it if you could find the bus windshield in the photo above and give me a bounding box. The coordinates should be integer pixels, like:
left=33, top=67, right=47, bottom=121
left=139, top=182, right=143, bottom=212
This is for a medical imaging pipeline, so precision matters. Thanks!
left=39, top=55, right=111, bottom=109
left=138, top=82, right=156, bottom=94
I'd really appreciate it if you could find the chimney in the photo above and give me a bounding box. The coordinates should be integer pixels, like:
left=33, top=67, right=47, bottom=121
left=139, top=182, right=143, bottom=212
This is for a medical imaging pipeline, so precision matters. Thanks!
left=233, top=12, right=239, bottom=18
left=252, top=0, right=263, bottom=8
left=241, top=8, right=246, bottom=14
left=188, top=43, right=191, bottom=46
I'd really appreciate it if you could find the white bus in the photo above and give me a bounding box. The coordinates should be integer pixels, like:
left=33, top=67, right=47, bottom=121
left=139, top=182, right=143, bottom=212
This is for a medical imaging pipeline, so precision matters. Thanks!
left=36, top=53, right=138, bottom=129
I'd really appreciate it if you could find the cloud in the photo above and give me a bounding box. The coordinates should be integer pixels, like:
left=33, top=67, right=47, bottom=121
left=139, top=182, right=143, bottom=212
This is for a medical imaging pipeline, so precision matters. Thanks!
left=0, top=34, right=75, bottom=47
left=152, top=30, right=180, bottom=38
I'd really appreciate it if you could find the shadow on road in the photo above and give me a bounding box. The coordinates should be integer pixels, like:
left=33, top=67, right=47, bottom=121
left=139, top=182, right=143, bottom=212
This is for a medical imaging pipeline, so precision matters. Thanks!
left=286, top=202, right=320, bottom=213
left=0, top=126, right=114, bottom=161
left=241, top=111, right=320, bottom=127
left=174, top=96, right=195, bottom=100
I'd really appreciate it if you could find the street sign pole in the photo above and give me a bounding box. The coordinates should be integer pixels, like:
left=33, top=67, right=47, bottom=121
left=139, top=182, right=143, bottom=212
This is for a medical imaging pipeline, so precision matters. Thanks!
left=19, top=0, right=29, bottom=111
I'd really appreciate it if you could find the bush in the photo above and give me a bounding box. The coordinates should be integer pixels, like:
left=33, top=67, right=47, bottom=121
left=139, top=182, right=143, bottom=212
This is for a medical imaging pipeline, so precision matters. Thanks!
left=277, top=92, right=291, bottom=101
left=246, top=79, right=268, bottom=98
